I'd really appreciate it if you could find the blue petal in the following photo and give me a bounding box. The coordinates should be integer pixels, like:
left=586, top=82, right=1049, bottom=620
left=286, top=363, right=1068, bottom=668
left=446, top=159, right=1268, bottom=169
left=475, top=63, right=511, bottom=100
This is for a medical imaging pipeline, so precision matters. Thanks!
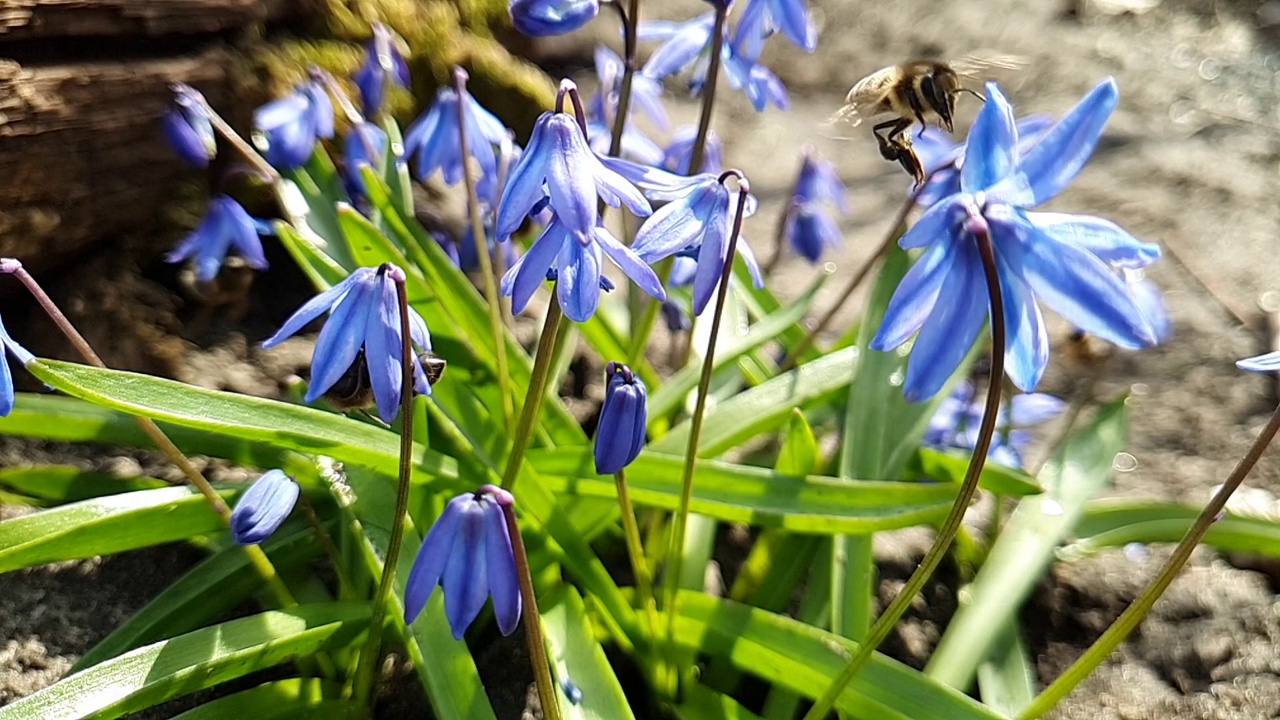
left=641, top=15, right=714, bottom=80
left=899, top=195, right=967, bottom=250
left=767, top=0, right=816, bottom=52
left=509, top=0, right=599, bottom=37
left=230, top=470, right=299, bottom=546
left=736, top=235, right=765, bottom=289
left=594, top=373, right=647, bottom=474
left=161, top=108, right=214, bottom=168
left=592, top=158, right=652, bottom=217
left=871, top=238, right=956, bottom=351
left=544, top=116, right=601, bottom=242
left=996, top=250, right=1049, bottom=392
left=1024, top=212, right=1160, bottom=269
left=262, top=274, right=358, bottom=349
left=363, top=273, right=406, bottom=423
left=403, top=103, right=444, bottom=175
left=961, top=84, right=1018, bottom=193
left=691, top=202, right=730, bottom=315
left=593, top=226, right=665, bottom=301
left=732, top=0, right=770, bottom=61
left=507, top=221, right=567, bottom=313
left=482, top=498, right=521, bottom=635
left=1010, top=393, right=1067, bottom=427
left=306, top=272, right=377, bottom=401
left=404, top=496, right=465, bottom=623
left=903, top=242, right=987, bottom=403
left=496, top=114, right=554, bottom=240
left=988, top=78, right=1118, bottom=207
left=631, top=184, right=713, bottom=262
left=1238, top=351, right=1280, bottom=373
left=222, top=198, right=268, bottom=271
left=442, top=499, right=489, bottom=639
left=1126, top=273, right=1170, bottom=343
left=557, top=238, right=603, bottom=322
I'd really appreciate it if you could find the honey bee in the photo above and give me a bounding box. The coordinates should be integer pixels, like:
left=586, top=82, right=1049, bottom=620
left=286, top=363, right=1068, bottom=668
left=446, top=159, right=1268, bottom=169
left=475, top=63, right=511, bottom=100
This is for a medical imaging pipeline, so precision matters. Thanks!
left=831, top=55, right=1024, bottom=185
left=323, top=349, right=448, bottom=414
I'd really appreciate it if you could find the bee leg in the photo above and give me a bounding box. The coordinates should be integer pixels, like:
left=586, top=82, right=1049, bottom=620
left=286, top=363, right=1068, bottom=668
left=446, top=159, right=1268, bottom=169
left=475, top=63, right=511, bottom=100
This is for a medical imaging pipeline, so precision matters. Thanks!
left=873, top=117, right=913, bottom=156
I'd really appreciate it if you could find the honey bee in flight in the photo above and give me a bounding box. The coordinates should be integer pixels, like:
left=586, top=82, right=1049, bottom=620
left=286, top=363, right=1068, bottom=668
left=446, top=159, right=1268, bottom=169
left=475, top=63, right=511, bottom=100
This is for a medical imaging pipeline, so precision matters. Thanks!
left=830, top=55, right=1024, bottom=185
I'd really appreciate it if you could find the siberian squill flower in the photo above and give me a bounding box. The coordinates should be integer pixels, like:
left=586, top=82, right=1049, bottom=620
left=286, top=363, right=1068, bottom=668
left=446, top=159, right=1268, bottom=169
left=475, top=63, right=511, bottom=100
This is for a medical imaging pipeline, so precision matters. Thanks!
left=662, top=127, right=723, bottom=176
left=230, top=469, right=300, bottom=545
left=911, top=116, right=1052, bottom=209
left=404, top=485, right=520, bottom=639
left=733, top=0, right=817, bottom=60
left=1239, top=352, right=1280, bottom=373
left=253, top=77, right=335, bottom=170
left=161, top=84, right=216, bottom=168
left=783, top=147, right=846, bottom=263
left=495, top=96, right=664, bottom=322
left=262, top=264, right=432, bottom=423
left=0, top=308, right=34, bottom=418
left=870, top=79, right=1163, bottom=402
left=924, top=382, right=1065, bottom=470
left=343, top=120, right=389, bottom=200
left=352, top=23, right=410, bottom=118
left=166, top=195, right=269, bottom=283
left=639, top=15, right=788, bottom=112
left=509, top=0, right=598, bottom=36
left=403, top=80, right=509, bottom=187
left=594, top=362, right=648, bottom=474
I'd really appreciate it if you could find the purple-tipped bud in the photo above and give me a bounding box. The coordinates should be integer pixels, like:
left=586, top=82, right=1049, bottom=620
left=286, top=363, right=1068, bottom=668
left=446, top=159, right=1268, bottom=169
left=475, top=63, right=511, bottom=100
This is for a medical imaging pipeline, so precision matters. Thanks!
left=509, top=0, right=599, bottom=37
left=404, top=486, right=521, bottom=639
left=594, top=362, right=647, bottom=474
left=230, top=470, right=300, bottom=545
left=162, top=84, right=216, bottom=168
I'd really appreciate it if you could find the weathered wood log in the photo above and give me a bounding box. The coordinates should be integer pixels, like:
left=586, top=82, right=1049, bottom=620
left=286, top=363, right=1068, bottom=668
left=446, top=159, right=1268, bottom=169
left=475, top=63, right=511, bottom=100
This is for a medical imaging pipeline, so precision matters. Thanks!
left=0, top=0, right=299, bottom=39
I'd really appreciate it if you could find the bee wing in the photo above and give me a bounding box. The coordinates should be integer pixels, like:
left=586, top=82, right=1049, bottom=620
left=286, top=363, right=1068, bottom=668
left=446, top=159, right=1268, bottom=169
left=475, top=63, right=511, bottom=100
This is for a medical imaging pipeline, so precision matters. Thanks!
left=826, top=69, right=895, bottom=129
left=950, top=51, right=1028, bottom=78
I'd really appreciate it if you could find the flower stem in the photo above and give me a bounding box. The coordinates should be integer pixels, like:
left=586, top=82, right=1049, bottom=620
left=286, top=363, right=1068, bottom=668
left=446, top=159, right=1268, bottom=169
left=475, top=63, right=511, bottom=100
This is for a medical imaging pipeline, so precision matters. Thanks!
left=686, top=7, right=727, bottom=175
left=352, top=273, right=419, bottom=706
left=454, top=68, right=514, bottom=430
left=501, top=295, right=564, bottom=492
left=661, top=174, right=751, bottom=687
left=782, top=190, right=919, bottom=371
left=606, top=0, right=640, bottom=159
left=801, top=221, right=1006, bottom=720
left=503, top=502, right=562, bottom=720
left=615, top=469, right=657, bottom=629
left=1, top=259, right=297, bottom=609
left=190, top=91, right=281, bottom=186
left=1019, top=402, right=1280, bottom=719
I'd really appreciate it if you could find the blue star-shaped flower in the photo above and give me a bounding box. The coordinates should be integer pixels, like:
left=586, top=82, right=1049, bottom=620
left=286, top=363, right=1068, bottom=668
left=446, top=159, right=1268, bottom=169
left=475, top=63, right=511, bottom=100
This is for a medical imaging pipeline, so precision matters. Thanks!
left=403, top=81, right=510, bottom=187
left=639, top=15, right=788, bottom=112
left=262, top=264, right=432, bottom=423
left=733, top=0, right=817, bottom=60
left=871, top=79, right=1163, bottom=402
left=352, top=23, right=410, bottom=118
left=253, top=77, right=335, bottom=171
left=166, top=195, right=269, bottom=283
left=924, top=382, right=1065, bottom=470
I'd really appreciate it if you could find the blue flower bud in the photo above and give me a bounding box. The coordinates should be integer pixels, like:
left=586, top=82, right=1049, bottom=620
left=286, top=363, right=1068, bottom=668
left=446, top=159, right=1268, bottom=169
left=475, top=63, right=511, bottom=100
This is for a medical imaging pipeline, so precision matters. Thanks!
left=230, top=470, right=299, bottom=545
left=509, top=0, right=599, bottom=37
left=594, top=362, right=647, bottom=474
left=161, top=84, right=216, bottom=168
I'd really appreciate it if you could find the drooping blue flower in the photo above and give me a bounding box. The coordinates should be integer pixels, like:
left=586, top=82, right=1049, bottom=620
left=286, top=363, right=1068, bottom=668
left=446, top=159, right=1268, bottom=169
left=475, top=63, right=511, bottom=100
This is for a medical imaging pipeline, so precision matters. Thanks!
left=161, top=83, right=216, bottom=168
left=1239, top=352, right=1280, bottom=373
left=594, top=362, right=648, bottom=474
left=352, top=23, right=410, bottom=118
left=166, top=195, right=269, bottom=283
left=733, top=0, right=816, bottom=60
left=784, top=148, right=846, bottom=263
left=404, top=485, right=521, bottom=639
left=870, top=79, right=1163, bottom=402
left=403, top=80, right=509, bottom=187
left=262, top=264, right=432, bottom=423
left=230, top=469, right=300, bottom=545
left=639, top=15, right=788, bottom=112
left=0, top=306, right=35, bottom=418
left=924, top=382, right=1065, bottom=470
left=253, top=78, right=335, bottom=170
left=628, top=171, right=763, bottom=315
left=343, top=120, right=389, bottom=200
left=662, top=127, right=722, bottom=176
left=510, top=0, right=598, bottom=36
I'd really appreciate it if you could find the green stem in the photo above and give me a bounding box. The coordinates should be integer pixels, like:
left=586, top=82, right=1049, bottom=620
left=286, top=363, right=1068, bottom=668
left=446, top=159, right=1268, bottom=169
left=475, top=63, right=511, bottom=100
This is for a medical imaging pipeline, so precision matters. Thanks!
left=686, top=7, right=727, bottom=176
left=501, top=296, right=564, bottom=491
left=615, top=469, right=657, bottom=630
left=352, top=271, right=419, bottom=706
left=454, top=68, right=514, bottom=430
left=1019, top=401, right=1280, bottom=719
left=802, top=220, right=1006, bottom=720
left=662, top=173, right=751, bottom=685
left=504, top=502, right=563, bottom=720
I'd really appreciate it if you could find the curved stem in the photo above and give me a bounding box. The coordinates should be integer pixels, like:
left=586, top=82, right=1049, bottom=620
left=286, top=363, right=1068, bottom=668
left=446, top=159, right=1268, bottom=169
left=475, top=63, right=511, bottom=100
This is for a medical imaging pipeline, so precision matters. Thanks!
left=352, top=274, right=419, bottom=706
left=501, top=296, right=565, bottom=491
left=802, top=222, right=1006, bottom=720
left=606, top=0, right=640, bottom=160
left=662, top=176, right=751, bottom=684
left=1019, top=401, right=1280, bottom=719
left=505, top=503, right=563, bottom=720
left=454, top=68, right=514, bottom=429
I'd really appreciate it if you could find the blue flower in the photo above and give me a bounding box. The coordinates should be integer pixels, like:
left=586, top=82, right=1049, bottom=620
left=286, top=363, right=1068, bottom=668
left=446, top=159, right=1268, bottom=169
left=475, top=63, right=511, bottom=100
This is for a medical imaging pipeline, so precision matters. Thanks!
left=404, top=485, right=521, bottom=639
left=230, top=469, right=300, bottom=545
left=343, top=120, right=389, bottom=200
left=662, top=127, right=722, bottom=175
left=912, top=116, right=1053, bottom=209
left=253, top=78, right=334, bottom=170
left=161, top=84, right=216, bottom=168
left=0, top=308, right=34, bottom=418
left=592, top=45, right=669, bottom=131
left=639, top=15, right=788, bottom=112
left=352, top=23, right=410, bottom=117
left=403, top=80, right=509, bottom=187
left=733, top=0, right=817, bottom=60
left=628, top=171, right=764, bottom=315
left=594, top=362, right=648, bottom=474
left=870, top=79, right=1163, bottom=402
left=510, top=0, right=598, bottom=36
left=262, top=264, right=432, bottom=423
left=784, top=148, right=846, bottom=263
left=1239, top=352, right=1280, bottom=373
left=924, top=382, right=1065, bottom=470
left=166, top=195, right=269, bottom=283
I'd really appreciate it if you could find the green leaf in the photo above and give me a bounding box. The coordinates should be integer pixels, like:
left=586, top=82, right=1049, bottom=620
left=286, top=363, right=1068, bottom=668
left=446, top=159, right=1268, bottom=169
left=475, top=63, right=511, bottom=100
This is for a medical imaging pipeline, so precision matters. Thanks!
left=0, top=486, right=230, bottom=573
left=673, top=593, right=1004, bottom=720
left=274, top=222, right=347, bottom=290
left=1064, top=499, right=1280, bottom=559
left=169, top=679, right=357, bottom=720
left=676, top=685, right=766, bottom=720
left=776, top=409, right=820, bottom=477
left=541, top=587, right=636, bottom=720
left=925, top=398, right=1128, bottom=693
left=0, top=603, right=369, bottom=720
left=0, top=466, right=167, bottom=505
left=912, top=448, right=1042, bottom=497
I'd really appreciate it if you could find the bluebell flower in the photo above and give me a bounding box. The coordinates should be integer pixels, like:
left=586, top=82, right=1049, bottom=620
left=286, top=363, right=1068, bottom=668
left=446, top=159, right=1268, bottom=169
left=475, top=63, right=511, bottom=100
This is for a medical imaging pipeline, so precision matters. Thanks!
left=628, top=171, right=764, bottom=314
left=784, top=148, right=846, bottom=263
left=510, top=0, right=598, bottom=36
left=733, top=0, right=816, bottom=60
left=924, top=382, right=1065, bottom=470
left=870, top=79, right=1163, bottom=402
left=662, top=127, right=722, bottom=176
left=403, top=81, right=509, bottom=187
left=639, top=15, right=788, bottom=112
left=161, top=83, right=216, bottom=168
left=262, top=264, right=432, bottom=423
left=0, top=308, right=35, bottom=418
left=230, top=469, right=300, bottom=545
left=1239, top=352, right=1280, bottom=373
left=343, top=120, right=389, bottom=200
left=594, top=362, right=648, bottom=474
left=253, top=78, right=334, bottom=170
left=166, top=195, right=269, bottom=283
left=404, top=485, right=521, bottom=639
left=352, top=23, right=410, bottom=118
left=912, top=116, right=1053, bottom=209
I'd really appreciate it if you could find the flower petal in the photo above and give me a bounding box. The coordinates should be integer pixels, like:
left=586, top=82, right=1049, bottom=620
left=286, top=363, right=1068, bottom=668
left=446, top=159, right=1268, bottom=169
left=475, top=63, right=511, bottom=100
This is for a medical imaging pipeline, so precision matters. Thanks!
left=557, top=238, right=603, bottom=322
left=767, top=0, right=816, bottom=52
left=899, top=195, right=966, bottom=250
left=1239, top=351, right=1280, bottom=373
left=496, top=113, right=554, bottom=240
left=229, top=470, right=299, bottom=546
left=996, top=250, right=1050, bottom=392
left=903, top=242, right=987, bottom=403
left=1024, top=211, right=1160, bottom=269
left=871, top=238, right=956, bottom=351
left=482, top=499, right=521, bottom=635
left=544, top=117, right=601, bottom=240
left=441, top=500, right=489, bottom=639
left=508, top=221, right=567, bottom=313
left=960, top=83, right=1018, bottom=193
left=691, top=204, right=730, bottom=315
left=594, top=226, right=665, bottom=301
left=364, top=273, right=406, bottom=423
left=1010, top=393, right=1067, bottom=427
left=262, top=272, right=360, bottom=348
left=631, top=185, right=713, bottom=262
left=641, top=15, right=714, bottom=80
left=306, top=273, right=376, bottom=401
left=404, top=496, right=465, bottom=623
